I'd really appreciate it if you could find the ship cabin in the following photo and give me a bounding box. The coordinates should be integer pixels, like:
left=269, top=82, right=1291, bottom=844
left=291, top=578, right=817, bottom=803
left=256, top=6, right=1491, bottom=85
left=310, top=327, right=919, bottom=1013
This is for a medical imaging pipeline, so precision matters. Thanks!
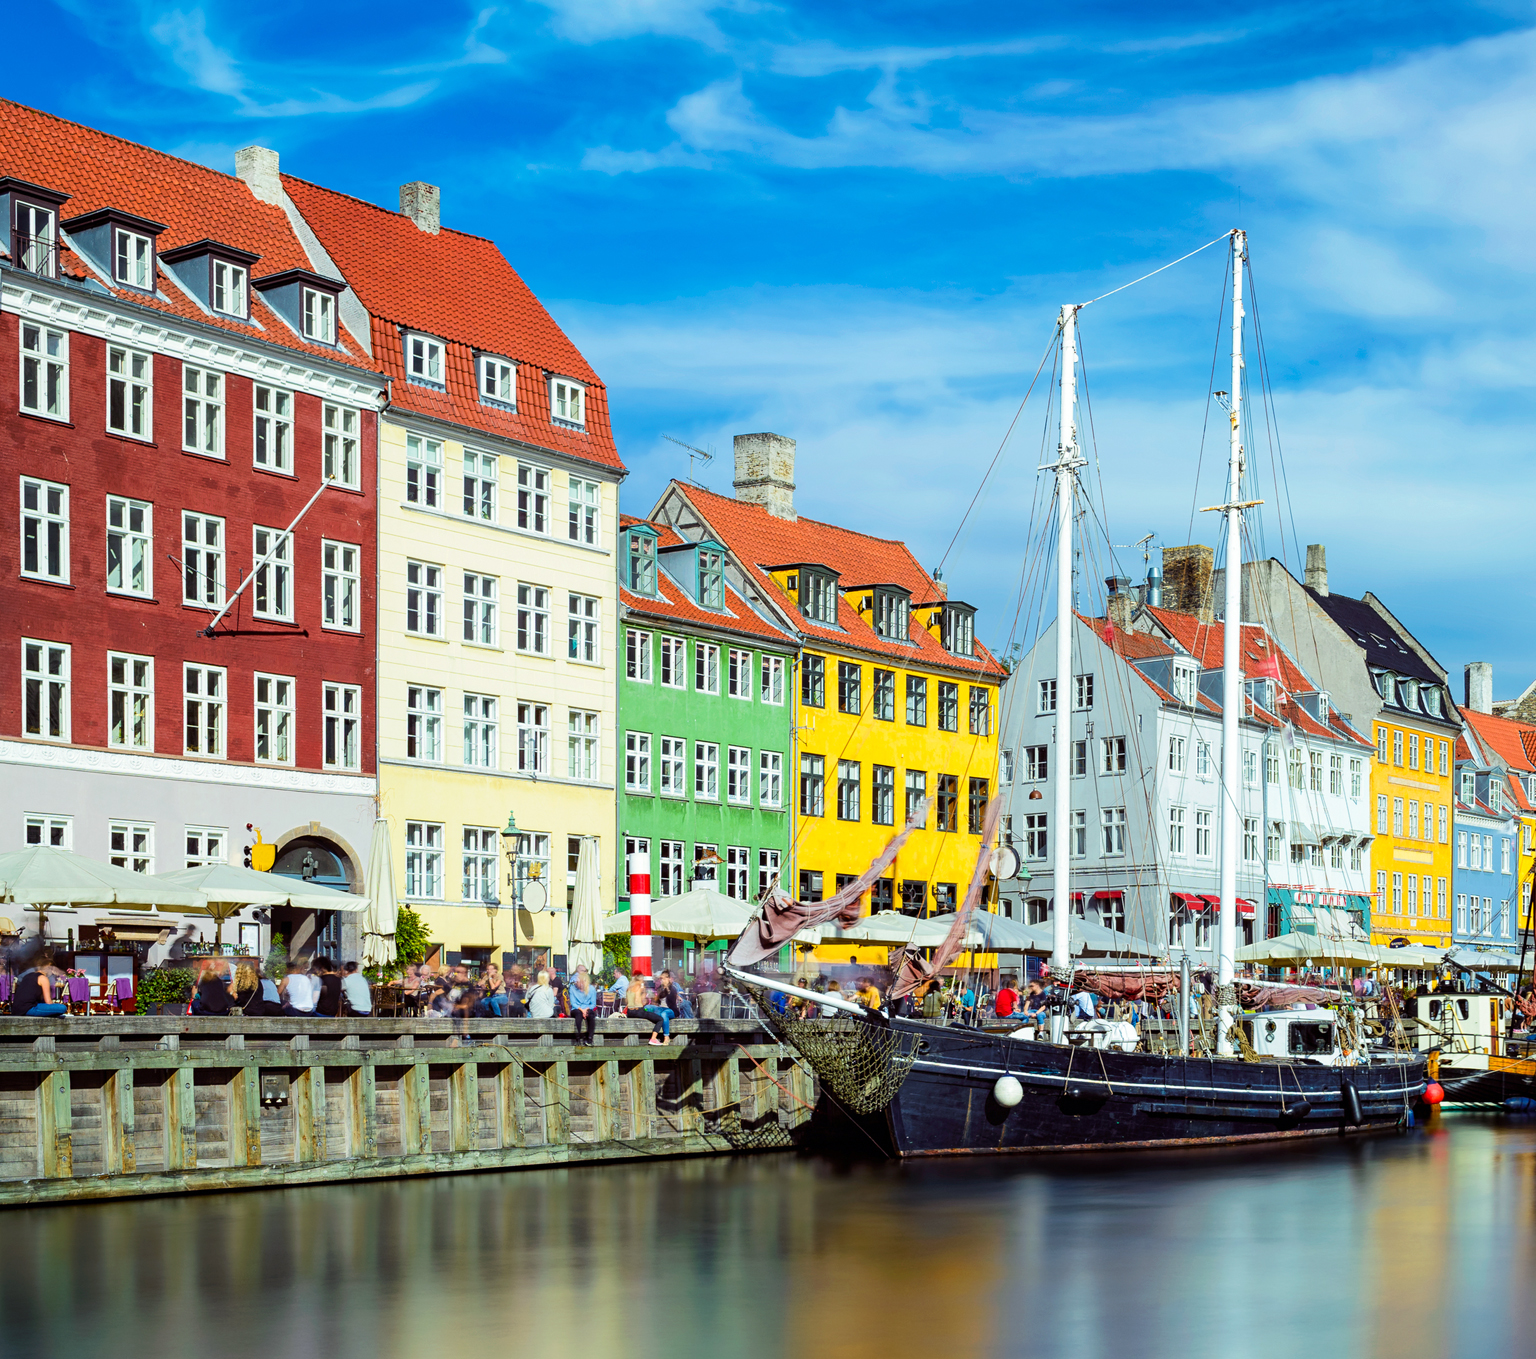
left=1238, top=1011, right=1345, bottom=1065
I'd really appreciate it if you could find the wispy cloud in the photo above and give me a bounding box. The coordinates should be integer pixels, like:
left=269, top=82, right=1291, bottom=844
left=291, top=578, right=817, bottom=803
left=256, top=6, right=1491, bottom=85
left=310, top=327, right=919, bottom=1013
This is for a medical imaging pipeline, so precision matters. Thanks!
left=530, top=0, right=756, bottom=46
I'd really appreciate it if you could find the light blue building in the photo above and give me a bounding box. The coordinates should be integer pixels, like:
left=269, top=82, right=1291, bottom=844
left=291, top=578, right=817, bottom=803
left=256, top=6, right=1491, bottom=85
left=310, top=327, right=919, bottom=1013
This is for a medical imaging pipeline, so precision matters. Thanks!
left=1453, top=726, right=1521, bottom=955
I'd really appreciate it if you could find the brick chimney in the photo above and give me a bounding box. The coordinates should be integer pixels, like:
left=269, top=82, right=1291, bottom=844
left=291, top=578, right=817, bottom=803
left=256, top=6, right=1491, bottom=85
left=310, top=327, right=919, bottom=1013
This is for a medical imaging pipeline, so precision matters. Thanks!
left=400, top=181, right=441, bottom=234
left=1305, top=543, right=1329, bottom=596
left=1466, top=662, right=1493, bottom=715
left=733, top=432, right=796, bottom=521
left=235, top=146, right=282, bottom=205
left=1106, top=576, right=1134, bottom=632
left=1161, top=545, right=1214, bottom=622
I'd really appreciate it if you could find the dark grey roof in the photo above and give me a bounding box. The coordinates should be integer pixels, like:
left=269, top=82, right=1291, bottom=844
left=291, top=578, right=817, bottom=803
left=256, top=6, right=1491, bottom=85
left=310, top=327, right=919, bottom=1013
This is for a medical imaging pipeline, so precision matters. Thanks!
left=1306, top=588, right=1440, bottom=684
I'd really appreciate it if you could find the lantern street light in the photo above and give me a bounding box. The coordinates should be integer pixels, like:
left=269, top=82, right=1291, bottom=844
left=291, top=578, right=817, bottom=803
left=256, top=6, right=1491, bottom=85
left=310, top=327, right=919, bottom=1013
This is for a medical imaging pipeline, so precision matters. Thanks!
left=499, top=810, right=543, bottom=967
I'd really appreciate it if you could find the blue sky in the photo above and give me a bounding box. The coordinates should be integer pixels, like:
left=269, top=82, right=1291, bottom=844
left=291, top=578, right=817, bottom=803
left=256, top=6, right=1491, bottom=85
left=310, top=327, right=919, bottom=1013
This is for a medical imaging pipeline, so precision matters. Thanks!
left=17, top=1, right=1536, bottom=694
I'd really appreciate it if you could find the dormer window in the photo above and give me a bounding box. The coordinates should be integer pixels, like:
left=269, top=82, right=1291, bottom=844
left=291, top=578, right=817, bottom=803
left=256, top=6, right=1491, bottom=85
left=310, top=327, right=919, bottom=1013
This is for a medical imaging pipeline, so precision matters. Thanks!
left=699, top=549, right=725, bottom=610
left=1373, top=670, right=1393, bottom=701
left=14, top=200, right=57, bottom=277
left=1172, top=662, right=1198, bottom=705
left=873, top=587, right=911, bottom=642
left=479, top=355, right=516, bottom=407
left=1491, top=780, right=1503, bottom=814
left=302, top=287, right=335, bottom=344
left=798, top=569, right=838, bottom=625
left=1245, top=677, right=1276, bottom=712
left=551, top=377, right=585, bottom=428
left=1423, top=685, right=1443, bottom=717
left=1461, top=770, right=1475, bottom=803
left=940, top=603, right=975, bottom=657
left=115, top=229, right=153, bottom=289
left=1317, top=692, right=1330, bottom=725
left=212, top=260, right=247, bottom=317
left=628, top=530, right=657, bottom=596
left=407, top=333, right=444, bottom=385
left=1400, top=678, right=1418, bottom=710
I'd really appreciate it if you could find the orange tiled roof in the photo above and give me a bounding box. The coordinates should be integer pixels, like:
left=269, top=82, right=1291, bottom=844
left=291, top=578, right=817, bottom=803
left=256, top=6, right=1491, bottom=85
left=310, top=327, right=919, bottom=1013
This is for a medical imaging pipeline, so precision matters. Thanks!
left=676, top=485, right=1005, bottom=678
left=0, top=100, right=372, bottom=371
left=281, top=176, right=622, bottom=474
left=1463, top=708, right=1536, bottom=774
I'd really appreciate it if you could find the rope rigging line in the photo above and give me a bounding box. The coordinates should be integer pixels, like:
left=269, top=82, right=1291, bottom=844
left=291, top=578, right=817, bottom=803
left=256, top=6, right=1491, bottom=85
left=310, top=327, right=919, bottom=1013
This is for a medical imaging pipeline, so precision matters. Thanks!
left=1078, top=232, right=1235, bottom=310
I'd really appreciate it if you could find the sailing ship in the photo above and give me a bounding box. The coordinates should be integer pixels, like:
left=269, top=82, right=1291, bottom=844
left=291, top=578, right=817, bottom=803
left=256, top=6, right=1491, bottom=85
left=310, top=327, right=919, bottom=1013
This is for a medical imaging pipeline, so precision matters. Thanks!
left=728, top=230, right=1431, bottom=1155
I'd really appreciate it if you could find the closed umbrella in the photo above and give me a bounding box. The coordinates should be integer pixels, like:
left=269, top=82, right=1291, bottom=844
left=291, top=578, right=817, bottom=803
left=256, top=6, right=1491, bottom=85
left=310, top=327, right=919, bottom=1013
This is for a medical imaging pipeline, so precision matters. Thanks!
left=568, top=836, right=603, bottom=973
left=361, top=818, right=398, bottom=970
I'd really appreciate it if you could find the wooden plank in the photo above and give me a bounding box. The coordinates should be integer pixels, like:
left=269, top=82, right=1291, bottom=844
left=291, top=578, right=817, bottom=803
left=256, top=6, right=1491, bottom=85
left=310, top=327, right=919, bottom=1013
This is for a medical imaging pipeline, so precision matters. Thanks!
left=402, top=1063, right=432, bottom=1156
left=38, top=1069, right=72, bottom=1179
left=449, top=1061, right=478, bottom=1153
left=292, top=1065, right=326, bottom=1164
left=636, top=1060, right=657, bottom=1140
left=681, top=1059, right=704, bottom=1134
left=591, top=1060, right=621, bottom=1143
left=497, top=1058, right=525, bottom=1149
left=351, top=1063, right=378, bottom=1160
left=229, top=1066, right=262, bottom=1168
left=722, top=1056, right=742, bottom=1135
left=99, top=1068, right=136, bottom=1176
left=544, top=1060, right=571, bottom=1145
left=166, top=1066, right=196, bottom=1172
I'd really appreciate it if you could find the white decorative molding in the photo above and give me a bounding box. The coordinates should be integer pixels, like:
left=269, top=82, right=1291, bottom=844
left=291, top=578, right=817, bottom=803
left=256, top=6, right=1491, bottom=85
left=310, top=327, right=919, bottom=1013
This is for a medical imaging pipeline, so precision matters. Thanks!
left=0, top=739, right=377, bottom=798
left=0, top=277, right=381, bottom=407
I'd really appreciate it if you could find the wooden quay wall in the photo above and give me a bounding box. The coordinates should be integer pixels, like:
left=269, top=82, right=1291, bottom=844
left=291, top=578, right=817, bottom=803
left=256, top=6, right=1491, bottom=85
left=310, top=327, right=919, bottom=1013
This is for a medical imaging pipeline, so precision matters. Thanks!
left=0, top=1016, right=814, bottom=1207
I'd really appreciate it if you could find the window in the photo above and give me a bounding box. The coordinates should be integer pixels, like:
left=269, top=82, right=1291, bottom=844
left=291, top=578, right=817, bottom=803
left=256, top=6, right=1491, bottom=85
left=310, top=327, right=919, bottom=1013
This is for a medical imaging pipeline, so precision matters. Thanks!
left=906, top=675, right=928, bottom=727
left=800, top=754, right=825, bottom=816
left=406, top=434, right=443, bottom=508
left=14, top=201, right=56, bottom=276
left=517, top=584, right=551, bottom=655
left=1195, top=809, right=1212, bottom=857
left=1095, top=736, right=1125, bottom=776
left=1406, top=875, right=1418, bottom=918
left=20, top=477, right=68, bottom=582
left=627, top=630, right=653, bottom=682
left=1393, top=730, right=1403, bottom=766
left=1377, top=726, right=1389, bottom=763
left=1330, top=841, right=1344, bottom=869
left=461, top=451, right=497, bottom=522
left=252, top=385, right=293, bottom=473
left=659, top=736, right=686, bottom=796
left=1461, top=770, right=1475, bottom=804
left=1285, top=749, right=1304, bottom=789
left=761, top=655, right=785, bottom=705
left=405, top=822, right=444, bottom=898
left=183, top=826, right=225, bottom=869
left=1457, top=830, right=1468, bottom=869
left=1378, top=795, right=1389, bottom=835
left=302, top=287, right=335, bottom=343
left=659, top=841, right=685, bottom=897
left=1068, top=809, right=1086, bottom=857
left=1504, top=839, right=1513, bottom=874
left=212, top=259, right=246, bottom=317
left=1001, top=749, right=1016, bottom=784
left=1168, top=737, right=1186, bottom=773
left=1023, top=745, right=1049, bottom=782
left=1243, top=817, right=1259, bottom=862
left=462, top=694, right=497, bottom=770
left=936, top=774, right=958, bottom=832
left=1243, top=750, right=1258, bottom=787
left=1392, top=873, right=1403, bottom=913
left=253, top=673, right=293, bottom=764
left=905, top=770, right=927, bottom=827
left=407, top=334, right=444, bottom=385
left=1269, top=824, right=1283, bottom=862
left=832, top=759, right=862, bottom=821
left=20, top=323, right=67, bottom=420
left=1101, top=808, right=1127, bottom=855
left=324, top=682, right=362, bottom=771
left=404, top=559, right=447, bottom=639
left=1408, top=733, right=1419, bottom=770
left=1074, top=673, right=1094, bottom=710
left=569, top=477, right=600, bottom=547
left=759, top=751, right=783, bottom=808
left=1168, top=806, right=1186, bottom=855
left=108, top=652, right=153, bottom=750
left=1440, top=741, right=1450, bottom=777
left=687, top=741, right=718, bottom=801
left=25, top=815, right=72, bottom=849
left=182, top=365, right=222, bottom=456
left=798, top=570, right=837, bottom=624
left=968, top=778, right=989, bottom=835
left=726, top=846, right=750, bottom=901
left=1308, top=751, right=1323, bottom=792
left=628, top=531, right=657, bottom=595
left=1024, top=813, right=1048, bottom=859
left=1408, top=801, right=1418, bottom=839
left=799, top=871, right=825, bottom=904
left=969, top=687, right=991, bottom=736
left=1455, top=894, right=1467, bottom=932
left=566, top=709, right=599, bottom=781
left=1171, top=663, right=1197, bottom=705
left=942, top=606, right=975, bottom=656
left=802, top=654, right=826, bottom=708
left=106, top=345, right=152, bottom=439
left=838, top=661, right=862, bottom=714
left=1038, top=679, right=1057, bottom=714
left=551, top=377, right=585, bottom=426
left=872, top=764, right=895, bottom=826
left=1491, top=781, right=1504, bottom=814
left=478, top=354, right=516, bottom=405
left=937, top=681, right=959, bottom=731
left=1377, top=870, right=1388, bottom=914
left=693, top=641, right=720, bottom=693
left=727, top=649, right=753, bottom=700
left=462, top=572, right=498, bottom=647
left=22, top=640, right=69, bottom=741
left=406, top=686, right=442, bottom=761
left=1198, top=742, right=1212, bottom=778
left=1351, top=843, right=1364, bottom=871
left=624, top=732, right=652, bottom=792
left=695, top=548, right=725, bottom=609
left=183, top=663, right=225, bottom=758
left=568, top=594, right=599, bottom=663
left=516, top=703, right=550, bottom=773
left=105, top=496, right=151, bottom=597
left=728, top=746, right=752, bottom=805
left=1350, top=758, right=1363, bottom=797
left=461, top=827, right=497, bottom=905
left=109, top=823, right=154, bottom=875
left=1267, top=747, right=1280, bottom=785
left=317, top=541, right=360, bottom=631
left=110, top=228, right=152, bottom=288
left=252, top=527, right=293, bottom=622
left=1393, top=798, right=1404, bottom=836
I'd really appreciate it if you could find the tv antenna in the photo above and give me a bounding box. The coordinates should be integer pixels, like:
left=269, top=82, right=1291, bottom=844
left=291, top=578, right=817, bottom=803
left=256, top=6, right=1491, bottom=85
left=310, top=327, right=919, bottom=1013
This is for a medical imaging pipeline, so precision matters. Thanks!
left=1113, top=532, right=1158, bottom=570
left=663, top=434, right=714, bottom=486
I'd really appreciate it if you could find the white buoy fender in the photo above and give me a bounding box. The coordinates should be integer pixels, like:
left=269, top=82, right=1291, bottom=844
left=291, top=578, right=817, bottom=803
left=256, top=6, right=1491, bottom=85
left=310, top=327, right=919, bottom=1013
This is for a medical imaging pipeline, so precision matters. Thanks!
left=993, top=1075, right=1024, bottom=1108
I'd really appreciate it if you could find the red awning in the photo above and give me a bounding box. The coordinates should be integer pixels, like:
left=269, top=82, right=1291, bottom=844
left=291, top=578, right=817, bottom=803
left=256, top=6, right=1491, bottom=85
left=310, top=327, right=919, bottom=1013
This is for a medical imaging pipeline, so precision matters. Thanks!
left=1236, top=897, right=1256, bottom=918
left=1171, top=892, right=1205, bottom=910
left=1196, top=894, right=1222, bottom=912
left=1092, top=890, right=1122, bottom=901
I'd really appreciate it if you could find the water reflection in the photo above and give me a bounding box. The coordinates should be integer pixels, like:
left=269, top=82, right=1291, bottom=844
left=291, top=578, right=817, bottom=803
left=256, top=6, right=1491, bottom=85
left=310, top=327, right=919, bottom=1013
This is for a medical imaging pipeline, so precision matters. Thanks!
left=3, top=1117, right=1534, bottom=1359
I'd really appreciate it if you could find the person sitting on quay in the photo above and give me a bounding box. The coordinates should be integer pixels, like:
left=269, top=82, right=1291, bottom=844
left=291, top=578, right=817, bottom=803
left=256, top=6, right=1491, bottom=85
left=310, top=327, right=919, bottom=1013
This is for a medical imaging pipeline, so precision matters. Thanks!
left=525, top=969, right=558, bottom=1021
left=820, top=979, right=846, bottom=1018
left=569, top=964, right=599, bottom=1042
left=235, top=962, right=284, bottom=1016
left=280, top=957, right=319, bottom=1018
left=313, top=958, right=343, bottom=1017
left=342, top=962, right=372, bottom=1017
left=625, top=976, right=670, bottom=1044
left=10, top=945, right=67, bottom=1017
left=994, top=977, right=1020, bottom=1021
left=854, top=977, right=883, bottom=1013
left=191, top=960, right=234, bottom=1016
left=480, top=962, right=507, bottom=1017
left=654, top=970, right=683, bottom=1039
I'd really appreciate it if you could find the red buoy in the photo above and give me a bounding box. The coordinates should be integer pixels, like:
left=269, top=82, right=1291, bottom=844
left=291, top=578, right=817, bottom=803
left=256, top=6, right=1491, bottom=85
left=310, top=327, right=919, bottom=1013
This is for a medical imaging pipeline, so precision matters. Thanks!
left=1422, top=1081, right=1445, bottom=1106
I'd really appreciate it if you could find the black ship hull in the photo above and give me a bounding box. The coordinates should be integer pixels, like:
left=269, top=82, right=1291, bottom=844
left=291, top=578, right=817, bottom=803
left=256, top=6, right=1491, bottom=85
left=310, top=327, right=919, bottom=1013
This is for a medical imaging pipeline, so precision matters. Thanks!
left=869, top=1019, right=1427, bottom=1157
left=1437, top=1058, right=1536, bottom=1107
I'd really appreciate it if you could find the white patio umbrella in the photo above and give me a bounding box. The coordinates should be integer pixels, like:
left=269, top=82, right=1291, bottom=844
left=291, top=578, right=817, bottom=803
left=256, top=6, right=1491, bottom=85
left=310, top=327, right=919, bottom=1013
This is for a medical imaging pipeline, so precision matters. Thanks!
left=568, top=836, right=603, bottom=973
left=155, top=861, right=368, bottom=949
left=830, top=911, right=985, bottom=949
left=1237, top=932, right=1384, bottom=968
left=602, top=886, right=756, bottom=940
left=0, top=845, right=204, bottom=934
left=361, top=818, right=398, bottom=970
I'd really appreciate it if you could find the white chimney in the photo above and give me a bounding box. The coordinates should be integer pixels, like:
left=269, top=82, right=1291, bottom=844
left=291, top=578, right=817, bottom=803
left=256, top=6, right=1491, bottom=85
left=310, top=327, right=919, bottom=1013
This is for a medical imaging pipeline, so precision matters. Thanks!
left=1466, top=662, right=1493, bottom=715
left=235, top=146, right=282, bottom=205
left=733, top=432, right=796, bottom=521
left=400, top=181, right=440, bottom=235
left=1304, top=543, right=1328, bottom=596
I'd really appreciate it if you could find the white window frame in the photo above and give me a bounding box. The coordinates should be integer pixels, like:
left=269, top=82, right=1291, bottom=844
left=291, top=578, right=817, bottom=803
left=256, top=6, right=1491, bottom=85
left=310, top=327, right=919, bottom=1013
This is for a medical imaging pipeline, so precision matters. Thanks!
left=478, top=354, right=516, bottom=406
left=105, top=495, right=152, bottom=598
left=184, top=826, right=227, bottom=869
left=21, top=639, right=70, bottom=742
left=659, top=840, right=684, bottom=897
left=302, top=287, right=336, bottom=344
left=728, top=649, right=753, bottom=700
left=405, top=560, right=443, bottom=637
left=322, top=540, right=360, bottom=631
left=759, top=750, right=783, bottom=808
left=182, top=511, right=224, bottom=608
left=211, top=259, right=247, bottom=318
left=659, top=736, right=686, bottom=797
left=625, top=731, right=652, bottom=792
left=463, top=450, right=498, bottom=523
left=726, top=846, right=750, bottom=901
left=182, top=364, right=223, bottom=457
left=462, top=826, right=498, bottom=906
left=694, top=641, right=720, bottom=694
left=183, top=662, right=226, bottom=759
left=463, top=572, right=499, bottom=647
left=516, top=583, right=551, bottom=655
left=323, top=404, right=360, bottom=489
left=253, top=672, right=294, bottom=765
left=106, top=344, right=152, bottom=440
left=1168, top=736, right=1186, bottom=773
left=550, top=375, right=586, bottom=427
left=324, top=682, right=362, bottom=771
left=20, top=322, right=68, bottom=421
left=1194, top=809, right=1212, bottom=857
left=107, top=652, right=154, bottom=751
left=252, top=526, right=294, bottom=622
left=406, top=433, right=443, bottom=508
left=567, top=709, right=600, bottom=781
left=1168, top=805, right=1186, bottom=855
left=517, top=462, right=551, bottom=533
left=516, top=702, right=550, bottom=774
left=626, top=629, right=653, bottom=683
left=406, top=685, right=443, bottom=762
left=406, top=333, right=444, bottom=385
left=253, top=384, right=294, bottom=474
left=727, top=745, right=752, bottom=805
left=568, top=477, right=600, bottom=547
left=568, top=593, right=599, bottom=664
left=760, top=655, right=785, bottom=705
left=695, top=741, right=720, bottom=801
left=109, top=822, right=154, bottom=875
left=405, top=822, right=445, bottom=899
left=24, top=813, right=72, bottom=850
left=20, top=476, right=68, bottom=583
left=462, top=693, right=498, bottom=770
left=114, top=229, right=152, bottom=289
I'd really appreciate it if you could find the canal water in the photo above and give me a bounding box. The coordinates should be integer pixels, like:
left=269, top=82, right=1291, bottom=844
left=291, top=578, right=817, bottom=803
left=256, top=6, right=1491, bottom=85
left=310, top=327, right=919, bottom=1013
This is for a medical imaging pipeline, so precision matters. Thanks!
left=3, top=1114, right=1532, bottom=1359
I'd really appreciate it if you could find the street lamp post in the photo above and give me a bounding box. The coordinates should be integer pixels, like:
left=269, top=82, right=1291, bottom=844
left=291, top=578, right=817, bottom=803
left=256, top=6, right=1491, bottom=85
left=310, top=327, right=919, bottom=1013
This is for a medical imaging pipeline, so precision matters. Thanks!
left=499, top=810, right=544, bottom=969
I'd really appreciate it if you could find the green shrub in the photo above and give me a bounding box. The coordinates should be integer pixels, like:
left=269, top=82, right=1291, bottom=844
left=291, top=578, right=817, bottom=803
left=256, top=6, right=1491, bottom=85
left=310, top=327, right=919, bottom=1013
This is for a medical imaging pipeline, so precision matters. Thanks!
left=136, top=966, right=194, bottom=1014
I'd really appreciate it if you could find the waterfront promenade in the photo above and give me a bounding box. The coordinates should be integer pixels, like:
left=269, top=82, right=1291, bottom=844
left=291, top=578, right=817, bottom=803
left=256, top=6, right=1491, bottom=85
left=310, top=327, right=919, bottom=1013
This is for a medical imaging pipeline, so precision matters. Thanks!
left=0, top=1015, right=811, bottom=1206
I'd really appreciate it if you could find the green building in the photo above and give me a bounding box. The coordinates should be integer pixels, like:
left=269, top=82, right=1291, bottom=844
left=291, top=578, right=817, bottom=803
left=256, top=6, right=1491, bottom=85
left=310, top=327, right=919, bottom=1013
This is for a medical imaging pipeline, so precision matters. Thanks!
left=617, top=515, right=797, bottom=967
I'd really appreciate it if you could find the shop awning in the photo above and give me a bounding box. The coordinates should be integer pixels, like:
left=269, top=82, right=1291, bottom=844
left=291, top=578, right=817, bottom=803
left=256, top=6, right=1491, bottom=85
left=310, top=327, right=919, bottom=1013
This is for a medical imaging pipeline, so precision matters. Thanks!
left=1171, top=892, right=1205, bottom=910
left=1092, top=889, right=1123, bottom=900
left=1289, top=823, right=1321, bottom=846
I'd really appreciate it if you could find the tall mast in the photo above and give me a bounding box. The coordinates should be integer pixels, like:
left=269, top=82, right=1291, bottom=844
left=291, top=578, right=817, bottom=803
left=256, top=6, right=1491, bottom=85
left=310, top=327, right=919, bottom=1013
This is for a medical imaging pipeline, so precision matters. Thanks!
left=1215, top=230, right=1246, bottom=1057
left=1051, top=304, right=1082, bottom=1038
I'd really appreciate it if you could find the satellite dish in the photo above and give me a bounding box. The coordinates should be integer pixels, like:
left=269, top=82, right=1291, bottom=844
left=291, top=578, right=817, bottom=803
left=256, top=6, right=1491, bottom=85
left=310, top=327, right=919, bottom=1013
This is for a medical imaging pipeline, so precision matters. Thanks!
left=990, top=845, right=1022, bottom=881
left=522, top=878, right=549, bottom=913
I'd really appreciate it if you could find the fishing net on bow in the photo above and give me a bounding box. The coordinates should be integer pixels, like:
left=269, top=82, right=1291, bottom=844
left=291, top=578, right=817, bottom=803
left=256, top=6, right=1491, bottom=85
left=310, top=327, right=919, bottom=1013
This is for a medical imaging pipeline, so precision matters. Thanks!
left=766, top=1010, right=921, bottom=1114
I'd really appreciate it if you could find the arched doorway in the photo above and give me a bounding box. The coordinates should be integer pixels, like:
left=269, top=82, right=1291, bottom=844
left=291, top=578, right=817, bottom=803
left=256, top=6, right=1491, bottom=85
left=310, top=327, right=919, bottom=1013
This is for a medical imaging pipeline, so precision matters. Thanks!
left=270, top=835, right=359, bottom=961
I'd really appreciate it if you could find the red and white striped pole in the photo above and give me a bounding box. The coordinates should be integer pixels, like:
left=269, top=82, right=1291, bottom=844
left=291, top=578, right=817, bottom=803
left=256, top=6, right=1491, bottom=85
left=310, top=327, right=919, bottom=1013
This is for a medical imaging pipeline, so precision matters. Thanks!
left=628, top=851, right=653, bottom=976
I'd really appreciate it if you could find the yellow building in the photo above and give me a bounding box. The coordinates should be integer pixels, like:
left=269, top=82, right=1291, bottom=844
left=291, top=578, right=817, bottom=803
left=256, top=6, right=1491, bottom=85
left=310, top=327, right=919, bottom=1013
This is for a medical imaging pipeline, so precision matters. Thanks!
left=652, top=434, right=1005, bottom=965
left=288, top=175, right=625, bottom=967
left=1368, top=706, right=1456, bottom=948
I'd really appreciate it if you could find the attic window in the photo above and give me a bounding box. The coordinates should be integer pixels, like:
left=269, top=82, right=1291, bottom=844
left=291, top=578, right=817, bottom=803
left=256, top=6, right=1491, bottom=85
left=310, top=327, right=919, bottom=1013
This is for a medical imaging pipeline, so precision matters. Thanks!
left=1372, top=670, right=1393, bottom=701
left=1246, top=677, right=1276, bottom=712
left=1491, top=780, right=1503, bottom=814
left=1423, top=686, right=1443, bottom=717
left=303, top=287, right=336, bottom=344
left=407, top=333, right=444, bottom=385
left=799, top=569, right=837, bottom=625
left=212, top=261, right=247, bottom=317
left=479, top=355, right=516, bottom=407
left=628, top=530, right=657, bottom=596
left=14, top=200, right=57, bottom=278
left=114, top=229, right=153, bottom=290
left=1317, top=692, right=1330, bottom=724
left=699, top=549, right=725, bottom=610
left=1399, top=678, right=1418, bottom=710
left=941, top=604, right=975, bottom=657
left=1172, top=662, right=1198, bottom=705
left=873, top=588, right=910, bottom=642
left=551, top=377, right=585, bottom=429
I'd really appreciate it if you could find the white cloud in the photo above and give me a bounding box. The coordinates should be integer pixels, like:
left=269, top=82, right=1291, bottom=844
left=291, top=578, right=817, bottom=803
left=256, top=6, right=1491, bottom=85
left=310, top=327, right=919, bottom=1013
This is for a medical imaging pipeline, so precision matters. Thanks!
left=531, top=0, right=753, bottom=45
